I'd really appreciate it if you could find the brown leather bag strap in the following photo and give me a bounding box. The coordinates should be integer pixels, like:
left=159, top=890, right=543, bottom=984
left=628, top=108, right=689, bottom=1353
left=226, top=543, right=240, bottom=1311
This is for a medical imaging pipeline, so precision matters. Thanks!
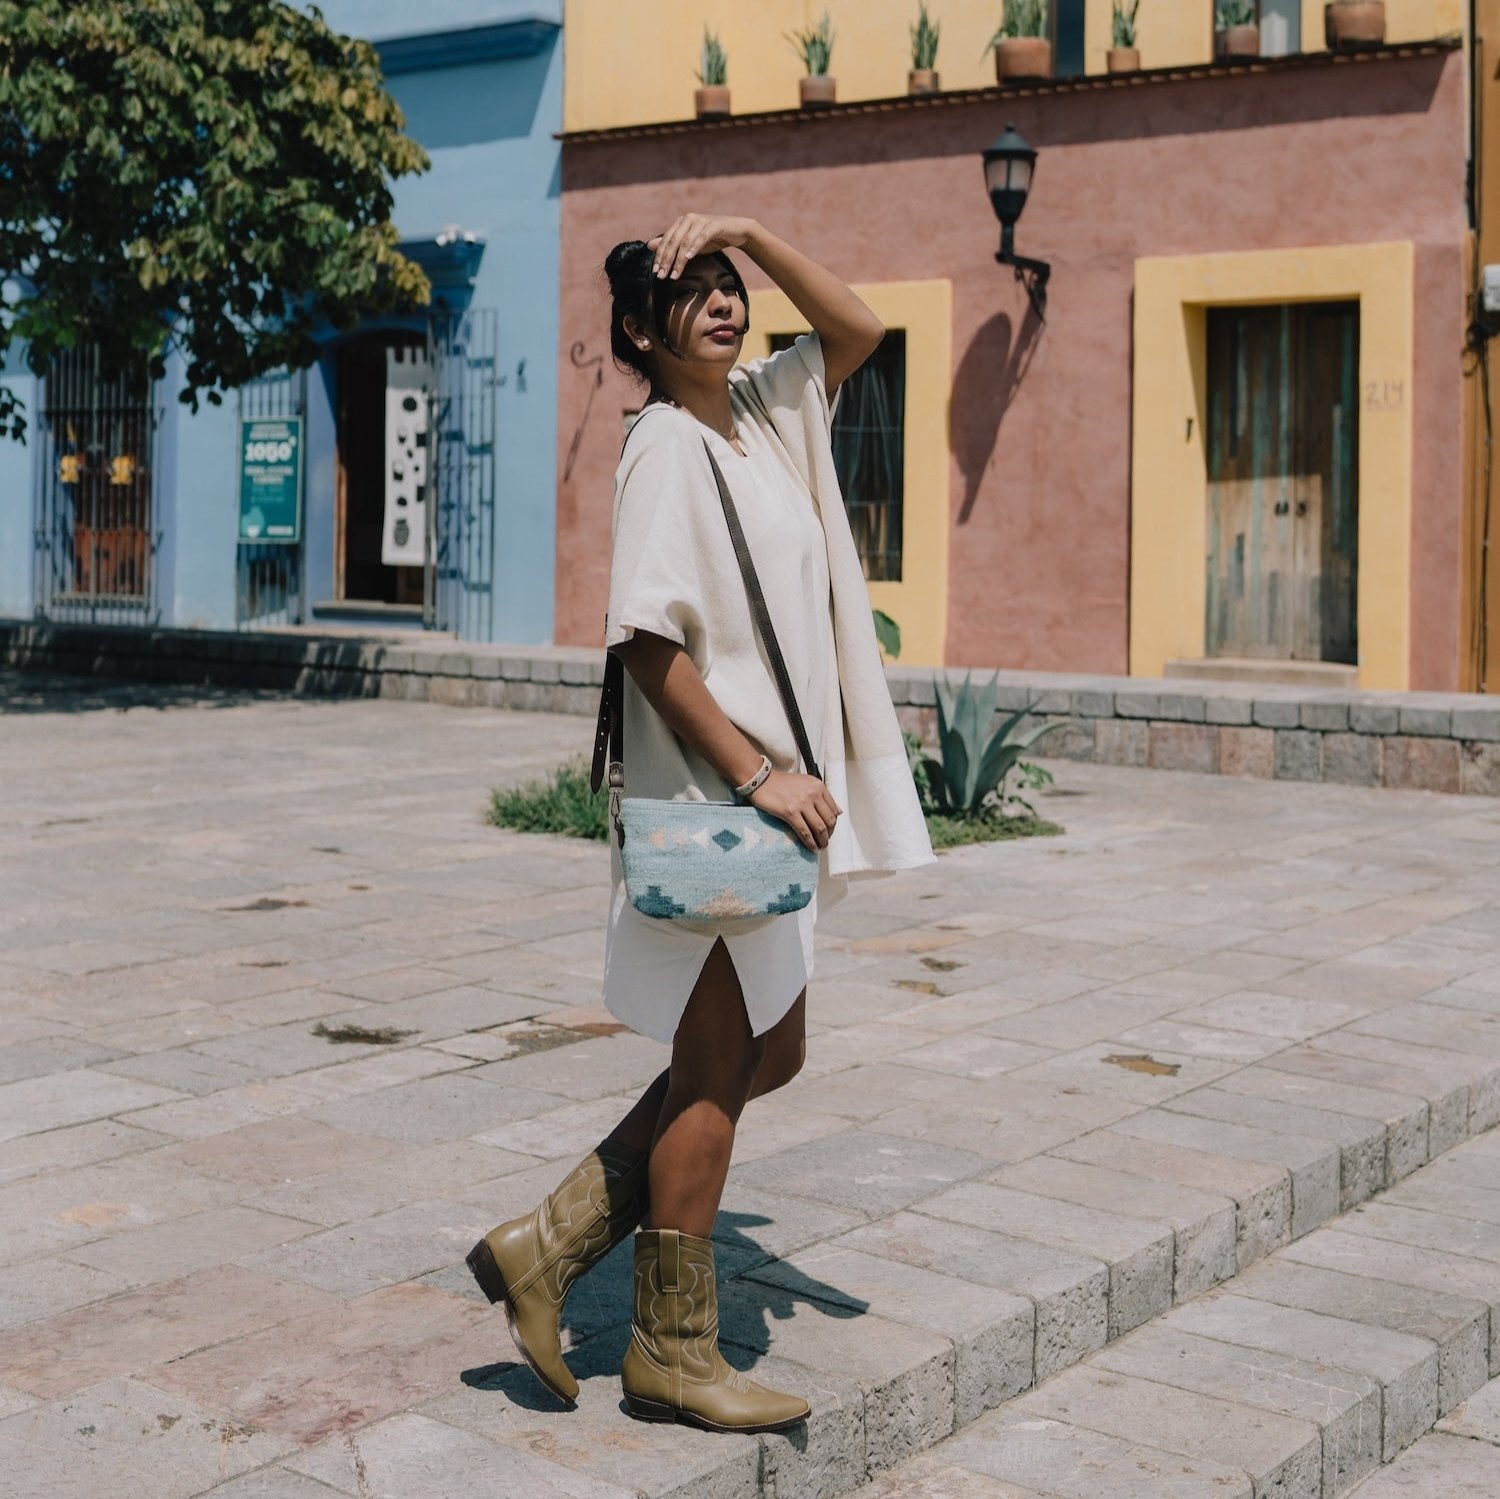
left=589, top=649, right=623, bottom=795
left=702, top=440, right=821, bottom=783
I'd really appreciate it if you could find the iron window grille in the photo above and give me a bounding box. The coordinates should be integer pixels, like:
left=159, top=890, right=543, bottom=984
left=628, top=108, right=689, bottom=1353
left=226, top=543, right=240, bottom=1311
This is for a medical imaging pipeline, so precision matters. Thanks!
left=33, top=347, right=157, bottom=624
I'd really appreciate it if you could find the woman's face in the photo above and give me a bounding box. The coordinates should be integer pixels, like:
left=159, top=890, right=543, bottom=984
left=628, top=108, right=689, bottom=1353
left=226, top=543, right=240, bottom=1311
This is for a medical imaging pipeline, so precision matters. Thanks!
left=649, top=255, right=746, bottom=371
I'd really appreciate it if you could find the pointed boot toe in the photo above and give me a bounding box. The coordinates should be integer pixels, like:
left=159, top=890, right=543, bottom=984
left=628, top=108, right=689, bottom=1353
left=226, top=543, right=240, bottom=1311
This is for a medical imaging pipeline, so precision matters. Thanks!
left=467, top=1140, right=646, bottom=1405
left=468, top=1222, right=579, bottom=1403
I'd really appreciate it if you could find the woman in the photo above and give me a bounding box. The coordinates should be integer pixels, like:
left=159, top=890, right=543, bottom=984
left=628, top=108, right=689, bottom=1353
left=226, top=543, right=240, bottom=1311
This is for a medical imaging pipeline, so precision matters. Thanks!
left=468, top=215, right=932, bottom=1434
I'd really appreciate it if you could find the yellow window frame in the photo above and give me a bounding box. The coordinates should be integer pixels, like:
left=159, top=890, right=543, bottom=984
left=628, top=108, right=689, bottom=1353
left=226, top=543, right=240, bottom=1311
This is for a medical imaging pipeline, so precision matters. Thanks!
left=741, top=279, right=951, bottom=667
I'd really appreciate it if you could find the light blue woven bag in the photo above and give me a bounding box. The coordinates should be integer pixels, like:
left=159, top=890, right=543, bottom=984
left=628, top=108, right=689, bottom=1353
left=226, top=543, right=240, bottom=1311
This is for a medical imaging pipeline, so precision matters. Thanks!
left=590, top=431, right=822, bottom=928
left=615, top=797, right=817, bottom=923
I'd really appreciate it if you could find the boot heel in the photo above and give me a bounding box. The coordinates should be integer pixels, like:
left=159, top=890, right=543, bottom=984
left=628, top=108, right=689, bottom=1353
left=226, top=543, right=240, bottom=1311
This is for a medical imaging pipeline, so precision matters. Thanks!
left=623, top=1394, right=676, bottom=1423
left=466, top=1238, right=507, bottom=1305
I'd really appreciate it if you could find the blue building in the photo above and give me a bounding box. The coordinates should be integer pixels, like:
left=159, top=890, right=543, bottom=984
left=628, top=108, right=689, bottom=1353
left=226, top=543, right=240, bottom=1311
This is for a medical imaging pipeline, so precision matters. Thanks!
left=0, top=1, right=561, bottom=645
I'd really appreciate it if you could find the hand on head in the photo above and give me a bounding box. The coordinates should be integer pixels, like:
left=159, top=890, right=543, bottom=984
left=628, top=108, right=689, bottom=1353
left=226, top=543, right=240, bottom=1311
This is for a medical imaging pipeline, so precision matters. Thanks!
left=648, top=215, right=755, bottom=281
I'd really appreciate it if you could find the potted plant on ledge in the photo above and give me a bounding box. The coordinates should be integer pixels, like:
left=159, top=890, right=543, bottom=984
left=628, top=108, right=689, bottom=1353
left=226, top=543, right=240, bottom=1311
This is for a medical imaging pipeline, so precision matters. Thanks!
left=987, top=0, right=1052, bottom=85
left=788, top=11, right=836, bottom=108
left=1108, top=0, right=1140, bottom=73
left=1215, top=0, right=1259, bottom=60
left=694, top=28, right=730, bottom=119
left=909, top=3, right=941, bottom=95
left=1325, top=0, right=1385, bottom=50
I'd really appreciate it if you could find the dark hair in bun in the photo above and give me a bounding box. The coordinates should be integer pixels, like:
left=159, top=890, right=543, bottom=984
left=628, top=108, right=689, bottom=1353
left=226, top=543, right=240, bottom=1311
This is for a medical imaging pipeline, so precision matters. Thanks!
left=604, top=240, right=750, bottom=383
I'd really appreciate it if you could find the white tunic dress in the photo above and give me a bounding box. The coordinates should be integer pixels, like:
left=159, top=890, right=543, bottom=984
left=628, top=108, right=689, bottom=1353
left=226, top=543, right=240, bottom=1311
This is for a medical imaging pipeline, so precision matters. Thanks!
left=602, top=333, right=934, bottom=1046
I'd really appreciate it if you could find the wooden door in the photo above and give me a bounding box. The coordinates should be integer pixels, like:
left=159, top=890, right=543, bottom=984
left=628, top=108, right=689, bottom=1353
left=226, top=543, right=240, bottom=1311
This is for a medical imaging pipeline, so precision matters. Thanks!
left=1205, top=302, right=1358, bottom=663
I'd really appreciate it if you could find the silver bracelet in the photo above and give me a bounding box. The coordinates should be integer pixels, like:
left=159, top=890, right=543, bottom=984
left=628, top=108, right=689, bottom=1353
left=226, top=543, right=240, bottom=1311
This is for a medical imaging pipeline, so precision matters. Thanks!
left=733, top=754, right=773, bottom=802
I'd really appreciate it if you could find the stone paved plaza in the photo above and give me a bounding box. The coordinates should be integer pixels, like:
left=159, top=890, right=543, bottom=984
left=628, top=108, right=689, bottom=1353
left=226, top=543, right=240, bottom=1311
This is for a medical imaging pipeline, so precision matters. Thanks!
left=2, top=669, right=1500, bottom=1497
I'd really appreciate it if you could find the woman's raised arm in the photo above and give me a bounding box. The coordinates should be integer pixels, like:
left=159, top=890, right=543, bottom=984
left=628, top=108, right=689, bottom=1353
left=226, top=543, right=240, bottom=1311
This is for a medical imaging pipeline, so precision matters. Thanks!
left=648, top=215, right=884, bottom=394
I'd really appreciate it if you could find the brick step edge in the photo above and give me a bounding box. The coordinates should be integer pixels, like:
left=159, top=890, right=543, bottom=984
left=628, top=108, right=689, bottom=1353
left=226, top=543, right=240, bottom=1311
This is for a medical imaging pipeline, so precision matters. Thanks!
left=4, top=619, right=1499, bottom=795
left=562, top=1054, right=1500, bottom=1499
left=843, top=1128, right=1500, bottom=1499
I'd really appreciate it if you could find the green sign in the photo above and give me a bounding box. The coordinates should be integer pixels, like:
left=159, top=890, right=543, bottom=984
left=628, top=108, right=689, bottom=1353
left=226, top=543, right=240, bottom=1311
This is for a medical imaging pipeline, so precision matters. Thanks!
left=238, top=417, right=303, bottom=543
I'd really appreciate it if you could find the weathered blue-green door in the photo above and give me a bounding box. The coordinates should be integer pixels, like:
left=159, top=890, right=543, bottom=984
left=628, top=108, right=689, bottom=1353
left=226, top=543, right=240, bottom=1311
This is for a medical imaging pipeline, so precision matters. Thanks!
left=1206, top=302, right=1359, bottom=664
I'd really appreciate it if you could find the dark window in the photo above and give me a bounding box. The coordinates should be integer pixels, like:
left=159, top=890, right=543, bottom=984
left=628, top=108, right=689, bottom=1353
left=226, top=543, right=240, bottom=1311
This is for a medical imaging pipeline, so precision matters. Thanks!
left=770, top=330, right=906, bottom=582
left=1052, top=0, right=1086, bottom=78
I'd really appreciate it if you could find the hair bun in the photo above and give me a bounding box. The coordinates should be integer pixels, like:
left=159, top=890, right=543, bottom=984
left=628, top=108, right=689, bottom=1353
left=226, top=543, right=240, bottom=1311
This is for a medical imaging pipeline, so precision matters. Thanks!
left=605, top=240, right=652, bottom=293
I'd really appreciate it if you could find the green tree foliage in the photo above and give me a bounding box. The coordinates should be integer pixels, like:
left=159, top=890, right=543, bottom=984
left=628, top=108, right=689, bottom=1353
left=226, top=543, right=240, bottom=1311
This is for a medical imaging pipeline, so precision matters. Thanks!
left=0, top=0, right=432, bottom=440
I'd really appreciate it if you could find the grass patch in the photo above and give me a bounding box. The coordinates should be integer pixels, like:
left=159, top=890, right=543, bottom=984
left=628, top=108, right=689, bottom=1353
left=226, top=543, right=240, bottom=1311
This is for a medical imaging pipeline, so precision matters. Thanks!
left=924, top=812, right=1064, bottom=849
left=489, top=759, right=610, bottom=841
left=487, top=760, right=1064, bottom=851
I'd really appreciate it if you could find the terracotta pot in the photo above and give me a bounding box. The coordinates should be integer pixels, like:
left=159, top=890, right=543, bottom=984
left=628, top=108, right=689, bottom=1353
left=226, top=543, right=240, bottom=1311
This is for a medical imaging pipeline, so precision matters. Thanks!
left=1215, top=24, right=1259, bottom=60
left=694, top=85, right=730, bottom=119
left=908, top=67, right=941, bottom=95
left=799, top=74, right=836, bottom=108
left=1325, top=1, right=1385, bottom=50
left=994, top=38, right=1053, bottom=84
left=1106, top=47, right=1141, bottom=73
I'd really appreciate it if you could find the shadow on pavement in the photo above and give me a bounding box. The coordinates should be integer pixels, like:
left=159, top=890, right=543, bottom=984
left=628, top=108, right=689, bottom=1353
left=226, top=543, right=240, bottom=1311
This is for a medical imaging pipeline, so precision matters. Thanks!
left=0, top=667, right=279, bottom=714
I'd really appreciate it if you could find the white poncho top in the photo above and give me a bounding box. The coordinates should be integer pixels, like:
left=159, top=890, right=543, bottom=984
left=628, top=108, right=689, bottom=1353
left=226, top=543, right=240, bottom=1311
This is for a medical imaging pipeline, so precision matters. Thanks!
left=602, top=332, right=933, bottom=1044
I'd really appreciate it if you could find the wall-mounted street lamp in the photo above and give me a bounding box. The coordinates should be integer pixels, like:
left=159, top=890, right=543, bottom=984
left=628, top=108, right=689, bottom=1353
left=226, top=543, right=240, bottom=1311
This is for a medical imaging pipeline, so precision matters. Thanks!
left=983, top=122, right=1050, bottom=320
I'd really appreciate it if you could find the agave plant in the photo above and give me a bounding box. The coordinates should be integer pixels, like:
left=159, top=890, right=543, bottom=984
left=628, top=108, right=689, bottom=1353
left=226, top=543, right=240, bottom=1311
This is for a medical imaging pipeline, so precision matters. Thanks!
left=696, top=27, right=727, bottom=87
left=910, top=4, right=940, bottom=69
left=1112, top=0, right=1139, bottom=48
left=917, top=673, right=1061, bottom=817
left=787, top=11, right=835, bottom=75
left=1216, top=0, right=1255, bottom=26
left=986, top=0, right=1047, bottom=49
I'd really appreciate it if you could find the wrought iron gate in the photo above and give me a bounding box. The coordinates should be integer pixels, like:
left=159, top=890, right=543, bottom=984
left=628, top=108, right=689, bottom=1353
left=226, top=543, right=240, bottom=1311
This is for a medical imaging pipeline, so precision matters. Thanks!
left=33, top=348, right=159, bottom=623
left=236, top=368, right=307, bottom=627
left=426, top=308, right=498, bottom=638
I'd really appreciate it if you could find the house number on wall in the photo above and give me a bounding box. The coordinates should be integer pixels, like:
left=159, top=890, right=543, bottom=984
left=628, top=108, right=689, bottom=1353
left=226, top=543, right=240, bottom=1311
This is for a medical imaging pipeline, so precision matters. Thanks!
left=1363, top=380, right=1404, bottom=412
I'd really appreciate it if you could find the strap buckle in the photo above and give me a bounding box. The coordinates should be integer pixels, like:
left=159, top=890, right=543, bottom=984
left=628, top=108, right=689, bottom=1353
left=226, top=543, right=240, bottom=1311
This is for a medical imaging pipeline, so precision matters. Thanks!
left=607, top=761, right=625, bottom=845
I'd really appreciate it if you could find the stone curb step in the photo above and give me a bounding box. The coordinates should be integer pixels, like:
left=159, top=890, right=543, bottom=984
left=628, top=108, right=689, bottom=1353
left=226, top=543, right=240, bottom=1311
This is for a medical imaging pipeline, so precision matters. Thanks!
left=708, top=1062, right=1500, bottom=1498
left=432, top=1043, right=1500, bottom=1497
left=6, top=618, right=1500, bottom=795
left=1345, top=1378, right=1500, bottom=1496
left=198, top=1022, right=1500, bottom=1496
left=844, top=1126, right=1500, bottom=1498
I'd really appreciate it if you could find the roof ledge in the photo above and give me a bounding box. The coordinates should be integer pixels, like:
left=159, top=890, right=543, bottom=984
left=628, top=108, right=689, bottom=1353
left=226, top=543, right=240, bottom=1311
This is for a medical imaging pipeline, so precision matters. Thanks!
left=558, top=39, right=1461, bottom=144
left=377, top=16, right=557, bottom=75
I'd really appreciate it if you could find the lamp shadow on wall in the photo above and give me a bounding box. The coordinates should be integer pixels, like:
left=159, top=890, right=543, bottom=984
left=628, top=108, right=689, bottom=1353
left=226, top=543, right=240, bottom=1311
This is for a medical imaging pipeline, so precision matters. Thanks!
left=953, top=306, right=1043, bottom=525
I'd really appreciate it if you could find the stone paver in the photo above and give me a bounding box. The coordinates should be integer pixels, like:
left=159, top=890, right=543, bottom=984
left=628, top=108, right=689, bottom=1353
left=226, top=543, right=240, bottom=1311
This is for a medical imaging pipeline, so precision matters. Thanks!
left=856, top=1129, right=1500, bottom=1497
left=4, top=671, right=1500, bottom=1495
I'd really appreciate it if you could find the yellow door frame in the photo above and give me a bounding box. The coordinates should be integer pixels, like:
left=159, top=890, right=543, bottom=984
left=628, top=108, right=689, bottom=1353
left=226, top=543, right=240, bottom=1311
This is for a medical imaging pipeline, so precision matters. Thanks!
left=1129, top=242, right=1415, bottom=690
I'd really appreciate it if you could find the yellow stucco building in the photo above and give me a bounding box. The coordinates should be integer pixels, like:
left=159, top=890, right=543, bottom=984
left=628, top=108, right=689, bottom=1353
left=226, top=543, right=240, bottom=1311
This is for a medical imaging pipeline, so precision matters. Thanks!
left=564, top=1, right=1466, bottom=132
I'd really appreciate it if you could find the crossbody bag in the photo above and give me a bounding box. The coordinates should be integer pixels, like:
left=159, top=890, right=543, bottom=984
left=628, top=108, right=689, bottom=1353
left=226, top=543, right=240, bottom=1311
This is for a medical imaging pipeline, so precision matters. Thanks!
left=590, top=435, right=821, bottom=926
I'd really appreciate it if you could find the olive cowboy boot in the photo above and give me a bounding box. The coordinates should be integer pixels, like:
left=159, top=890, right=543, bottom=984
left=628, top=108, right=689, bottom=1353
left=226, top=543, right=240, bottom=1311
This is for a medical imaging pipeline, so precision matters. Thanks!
left=621, top=1227, right=810, bottom=1433
left=467, top=1138, right=648, bottom=1404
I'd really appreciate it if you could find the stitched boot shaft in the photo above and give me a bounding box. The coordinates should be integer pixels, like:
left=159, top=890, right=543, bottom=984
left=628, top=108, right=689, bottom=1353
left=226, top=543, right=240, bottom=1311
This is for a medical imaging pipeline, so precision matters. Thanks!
left=467, top=1139, right=647, bottom=1403
left=621, top=1228, right=810, bottom=1433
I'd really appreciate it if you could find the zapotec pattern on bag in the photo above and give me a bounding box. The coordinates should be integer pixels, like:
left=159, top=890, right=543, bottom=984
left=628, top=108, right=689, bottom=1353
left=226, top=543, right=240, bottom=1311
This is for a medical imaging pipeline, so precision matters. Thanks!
left=617, top=798, right=817, bottom=923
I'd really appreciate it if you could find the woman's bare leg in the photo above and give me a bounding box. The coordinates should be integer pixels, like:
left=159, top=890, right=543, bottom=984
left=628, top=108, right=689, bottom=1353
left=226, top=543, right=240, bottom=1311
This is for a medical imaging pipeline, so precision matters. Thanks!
left=604, top=1069, right=670, bottom=1155
left=642, top=939, right=766, bottom=1237
left=604, top=984, right=806, bottom=1159
left=749, top=990, right=806, bottom=1100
